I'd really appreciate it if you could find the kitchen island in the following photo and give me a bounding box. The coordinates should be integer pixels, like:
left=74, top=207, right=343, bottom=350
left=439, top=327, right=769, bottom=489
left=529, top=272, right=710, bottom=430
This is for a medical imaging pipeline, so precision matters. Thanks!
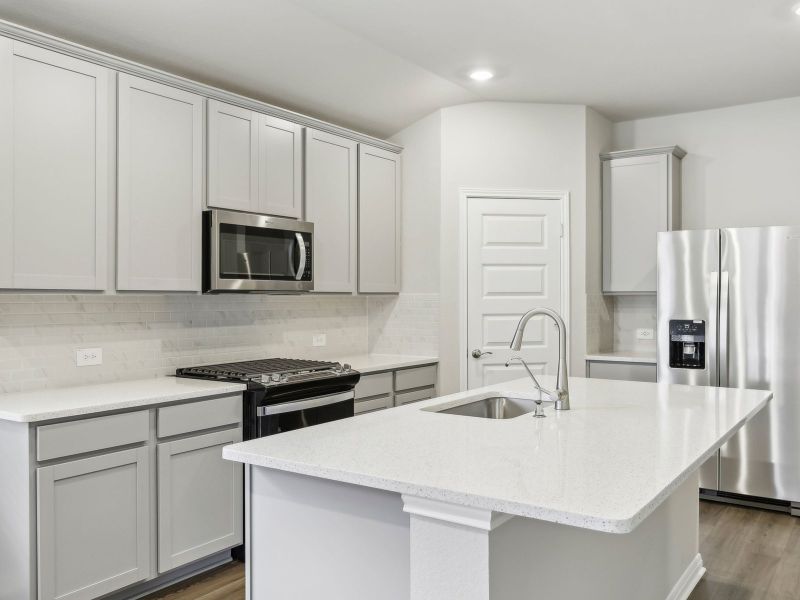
left=223, top=376, right=771, bottom=600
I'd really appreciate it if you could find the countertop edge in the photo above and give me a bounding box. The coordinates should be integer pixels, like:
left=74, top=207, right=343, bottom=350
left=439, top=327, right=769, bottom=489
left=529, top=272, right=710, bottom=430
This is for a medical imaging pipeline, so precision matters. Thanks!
left=0, top=381, right=248, bottom=423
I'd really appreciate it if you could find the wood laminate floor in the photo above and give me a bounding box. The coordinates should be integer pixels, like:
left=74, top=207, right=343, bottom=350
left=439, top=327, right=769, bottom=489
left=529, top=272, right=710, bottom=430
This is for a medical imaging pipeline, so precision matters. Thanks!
left=143, top=501, right=800, bottom=600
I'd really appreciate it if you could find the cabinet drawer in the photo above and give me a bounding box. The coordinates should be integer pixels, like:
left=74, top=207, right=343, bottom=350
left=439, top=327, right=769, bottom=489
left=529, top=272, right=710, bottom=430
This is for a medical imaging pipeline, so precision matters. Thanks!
left=355, top=372, right=393, bottom=399
left=355, top=394, right=392, bottom=414
left=37, top=410, right=149, bottom=462
left=157, top=394, right=242, bottom=438
left=394, top=365, right=437, bottom=391
left=586, top=361, right=657, bottom=383
left=395, top=387, right=435, bottom=406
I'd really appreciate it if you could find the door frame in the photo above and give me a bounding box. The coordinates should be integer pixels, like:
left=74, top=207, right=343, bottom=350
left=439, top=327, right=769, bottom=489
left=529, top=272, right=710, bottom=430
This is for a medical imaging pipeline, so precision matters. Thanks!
left=458, top=188, right=571, bottom=391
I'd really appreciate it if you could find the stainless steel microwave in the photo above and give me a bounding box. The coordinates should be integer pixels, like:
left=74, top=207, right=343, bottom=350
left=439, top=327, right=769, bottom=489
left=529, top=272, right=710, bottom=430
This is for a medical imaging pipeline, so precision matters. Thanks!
left=203, top=209, right=313, bottom=293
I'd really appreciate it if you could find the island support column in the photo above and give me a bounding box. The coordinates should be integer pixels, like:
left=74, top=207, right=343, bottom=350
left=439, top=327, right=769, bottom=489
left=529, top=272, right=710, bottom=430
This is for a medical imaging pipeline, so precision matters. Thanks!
left=402, top=495, right=513, bottom=600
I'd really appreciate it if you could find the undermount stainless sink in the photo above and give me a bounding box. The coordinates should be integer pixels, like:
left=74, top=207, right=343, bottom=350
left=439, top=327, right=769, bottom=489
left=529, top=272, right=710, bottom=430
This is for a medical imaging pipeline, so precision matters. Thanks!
left=435, top=395, right=553, bottom=419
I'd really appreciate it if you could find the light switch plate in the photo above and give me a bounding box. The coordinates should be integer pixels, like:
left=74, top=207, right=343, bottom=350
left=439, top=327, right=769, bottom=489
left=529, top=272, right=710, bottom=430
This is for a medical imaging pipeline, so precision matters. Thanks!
left=76, top=347, right=103, bottom=366
left=636, top=328, right=654, bottom=340
left=312, top=334, right=327, bottom=347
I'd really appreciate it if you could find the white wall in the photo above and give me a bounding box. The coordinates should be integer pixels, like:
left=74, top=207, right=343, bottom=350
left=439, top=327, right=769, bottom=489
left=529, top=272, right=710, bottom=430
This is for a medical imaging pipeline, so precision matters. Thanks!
left=390, top=110, right=441, bottom=293
left=613, top=96, right=800, bottom=229
left=438, top=102, right=589, bottom=393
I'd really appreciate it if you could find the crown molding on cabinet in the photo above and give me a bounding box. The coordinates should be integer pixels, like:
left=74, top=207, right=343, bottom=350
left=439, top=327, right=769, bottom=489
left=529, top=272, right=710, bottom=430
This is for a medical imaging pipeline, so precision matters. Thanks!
left=0, top=18, right=402, bottom=154
left=600, top=145, right=686, bottom=160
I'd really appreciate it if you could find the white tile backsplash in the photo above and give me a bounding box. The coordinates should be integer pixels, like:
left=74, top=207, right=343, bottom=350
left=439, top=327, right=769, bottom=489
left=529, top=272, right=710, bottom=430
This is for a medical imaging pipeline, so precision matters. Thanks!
left=0, top=294, right=370, bottom=393
left=612, top=295, right=657, bottom=353
left=367, top=293, right=439, bottom=356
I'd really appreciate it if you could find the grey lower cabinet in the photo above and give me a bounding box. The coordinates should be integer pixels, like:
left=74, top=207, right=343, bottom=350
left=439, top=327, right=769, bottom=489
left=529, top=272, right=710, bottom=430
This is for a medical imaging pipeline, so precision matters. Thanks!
left=37, top=447, right=151, bottom=600
left=157, top=429, right=243, bottom=573
left=586, top=360, right=657, bottom=383
left=7, top=393, right=245, bottom=600
left=354, top=363, right=438, bottom=414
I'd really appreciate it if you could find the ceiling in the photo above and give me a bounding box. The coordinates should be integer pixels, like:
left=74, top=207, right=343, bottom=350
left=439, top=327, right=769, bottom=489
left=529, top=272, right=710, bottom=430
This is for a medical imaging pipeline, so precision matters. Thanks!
left=0, top=0, right=799, bottom=138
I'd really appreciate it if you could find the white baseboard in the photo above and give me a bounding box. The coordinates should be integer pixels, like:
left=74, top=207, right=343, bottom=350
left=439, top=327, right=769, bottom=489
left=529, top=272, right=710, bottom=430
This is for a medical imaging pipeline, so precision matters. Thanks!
left=666, top=554, right=706, bottom=600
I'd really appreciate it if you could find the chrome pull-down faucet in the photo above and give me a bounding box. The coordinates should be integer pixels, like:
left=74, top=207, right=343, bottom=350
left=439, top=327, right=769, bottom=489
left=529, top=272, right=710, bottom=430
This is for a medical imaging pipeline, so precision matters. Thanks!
left=506, top=308, right=570, bottom=411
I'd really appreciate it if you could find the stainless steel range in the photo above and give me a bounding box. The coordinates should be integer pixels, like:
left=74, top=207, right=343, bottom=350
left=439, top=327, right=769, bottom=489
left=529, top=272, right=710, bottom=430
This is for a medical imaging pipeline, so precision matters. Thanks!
left=176, top=358, right=360, bottom=439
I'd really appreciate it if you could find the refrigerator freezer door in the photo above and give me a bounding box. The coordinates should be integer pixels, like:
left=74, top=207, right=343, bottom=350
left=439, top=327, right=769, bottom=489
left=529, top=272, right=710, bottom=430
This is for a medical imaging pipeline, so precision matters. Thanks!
left=719, top=226, right=800, bottom=502
left=657, top=229, right=720, bottom=489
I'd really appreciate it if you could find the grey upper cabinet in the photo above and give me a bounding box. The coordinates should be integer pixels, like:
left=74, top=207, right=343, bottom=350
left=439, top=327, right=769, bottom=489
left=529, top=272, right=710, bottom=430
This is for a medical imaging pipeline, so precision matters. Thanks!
left=358, top=145, right=401, bottom=293
left=36, top=447, right=151, bottom=600
left=601, top=146, right=684, bottom=294
left=0, top=37, right=112, bottom=291
left=207, top=100, right=302, bottom=218
left=305, top=128, right=358, bottom=293
left=117, top=74, right=203, bottom=292
left=207, top=100, right=259, bottom=213
left=157, top=429, right=243, bottom=573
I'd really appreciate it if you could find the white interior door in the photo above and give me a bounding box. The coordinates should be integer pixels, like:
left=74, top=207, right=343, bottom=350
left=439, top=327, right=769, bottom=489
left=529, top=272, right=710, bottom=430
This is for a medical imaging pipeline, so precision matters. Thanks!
left=467, top=196, right=564, bottom=389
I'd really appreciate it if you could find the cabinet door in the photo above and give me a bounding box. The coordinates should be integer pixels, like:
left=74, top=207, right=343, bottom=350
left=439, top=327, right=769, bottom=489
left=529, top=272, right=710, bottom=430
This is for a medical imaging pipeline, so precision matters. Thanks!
left=258, top=114, right=302, bottom=218
left=37, top=447, right=150, bottom=600
left=157, top=429, right=243, bottom=573
left=0, top=38, right=112, bottom=290
left=358, top=145, right=401, bottom=293
left=117, top=74, right=203, bottom=291
left=602, top=154, right=668, bottom=293
left=305, top=129, right=357, bottom=292
left=207, top=100, right=259, bottom=212
left=586, top=360, right=657, bottom=382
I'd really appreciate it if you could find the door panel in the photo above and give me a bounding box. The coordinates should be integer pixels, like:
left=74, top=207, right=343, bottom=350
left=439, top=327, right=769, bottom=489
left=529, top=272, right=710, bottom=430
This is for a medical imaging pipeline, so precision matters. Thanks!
left=0, top=39, right=111, bottom=290
left=157, top=429, right=243, bottom=572
left=466, top=197, right=563, bottom=389
left=37, top=447, right=150, bottom=600
left=117, top=74, right=202, bottom=291
left=304, top=129, right=357, bottom=292
left=719, top=226, right=800, bottom=501
left=258, top=115, right=302, bottom=218
left=657, top=229, right=720, bottom=489
left=207, top=100, right=259, bottom=212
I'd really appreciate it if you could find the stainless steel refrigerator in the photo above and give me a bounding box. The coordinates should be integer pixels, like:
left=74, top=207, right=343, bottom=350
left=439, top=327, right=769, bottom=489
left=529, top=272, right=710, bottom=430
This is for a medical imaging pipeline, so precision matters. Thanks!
left=657, top=226, right=800, bottom=513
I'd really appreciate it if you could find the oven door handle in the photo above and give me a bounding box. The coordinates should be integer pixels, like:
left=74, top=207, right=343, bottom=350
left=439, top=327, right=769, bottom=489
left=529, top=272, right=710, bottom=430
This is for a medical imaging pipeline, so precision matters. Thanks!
left=294, top=233, right=306, bottom=281
left=257, top=390, right=354, bottom=416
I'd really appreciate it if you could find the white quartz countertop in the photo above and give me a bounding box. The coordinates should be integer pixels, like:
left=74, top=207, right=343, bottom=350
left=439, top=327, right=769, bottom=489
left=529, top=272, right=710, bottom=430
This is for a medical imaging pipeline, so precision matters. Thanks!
left=333, top=353, right=438, bottom=374
left=224, top=376, right=770, bottom=534
left=0, top=378, right=246, bottom=423
left=585, top=351, right=657, bottom=364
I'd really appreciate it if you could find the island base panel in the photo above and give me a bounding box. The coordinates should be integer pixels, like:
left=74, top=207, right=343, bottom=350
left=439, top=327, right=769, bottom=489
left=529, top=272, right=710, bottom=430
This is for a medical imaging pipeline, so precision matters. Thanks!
left=246, top=467, right=703, bottom=600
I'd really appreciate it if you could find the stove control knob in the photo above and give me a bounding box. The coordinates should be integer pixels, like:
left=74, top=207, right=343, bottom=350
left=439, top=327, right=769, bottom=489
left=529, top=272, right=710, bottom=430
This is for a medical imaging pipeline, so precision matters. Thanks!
left=280, top=374, right=289, bottom=383
left=270, top=374, right=281, bottom=383
left=342, top=363, right=351, bottom=372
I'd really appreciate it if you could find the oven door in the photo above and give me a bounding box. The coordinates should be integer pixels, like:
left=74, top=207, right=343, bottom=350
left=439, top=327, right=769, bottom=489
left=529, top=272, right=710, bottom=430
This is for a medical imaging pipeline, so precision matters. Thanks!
left=205, top=209, right=313, bottom=292
left=255, top=390, right=355, bottom=437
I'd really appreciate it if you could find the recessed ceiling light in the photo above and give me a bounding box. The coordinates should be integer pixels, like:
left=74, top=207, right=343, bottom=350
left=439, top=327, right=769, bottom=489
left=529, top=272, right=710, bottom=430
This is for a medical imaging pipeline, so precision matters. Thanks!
left=469, top=69, right=494, bottom=82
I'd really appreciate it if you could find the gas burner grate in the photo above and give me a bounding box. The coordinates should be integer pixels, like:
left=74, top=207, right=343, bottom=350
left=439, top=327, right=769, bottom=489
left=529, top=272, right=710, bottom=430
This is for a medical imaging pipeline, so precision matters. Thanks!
left=177, top=358, right=339, bottom=381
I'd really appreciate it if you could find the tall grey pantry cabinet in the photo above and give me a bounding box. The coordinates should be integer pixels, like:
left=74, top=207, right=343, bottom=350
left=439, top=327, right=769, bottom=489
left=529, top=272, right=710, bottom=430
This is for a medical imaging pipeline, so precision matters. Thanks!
left=0, top=38, right=113, bottom=290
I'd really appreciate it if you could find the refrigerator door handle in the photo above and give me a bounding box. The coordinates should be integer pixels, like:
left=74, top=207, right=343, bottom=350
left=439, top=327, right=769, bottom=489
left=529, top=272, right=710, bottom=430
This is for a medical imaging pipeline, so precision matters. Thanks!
left=719, top=271, right=730, bottom=388
left=709, top=271, right=719, bottom=386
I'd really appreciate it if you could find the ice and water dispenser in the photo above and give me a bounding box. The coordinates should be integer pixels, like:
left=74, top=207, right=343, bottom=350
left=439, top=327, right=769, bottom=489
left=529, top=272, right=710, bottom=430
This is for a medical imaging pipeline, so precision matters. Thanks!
left=668, top=320, right=705, bottom=369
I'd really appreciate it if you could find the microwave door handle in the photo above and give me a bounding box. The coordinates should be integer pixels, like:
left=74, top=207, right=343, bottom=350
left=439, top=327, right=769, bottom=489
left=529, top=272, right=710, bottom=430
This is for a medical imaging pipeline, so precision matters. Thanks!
left=294, top=233, right=306, bottom=281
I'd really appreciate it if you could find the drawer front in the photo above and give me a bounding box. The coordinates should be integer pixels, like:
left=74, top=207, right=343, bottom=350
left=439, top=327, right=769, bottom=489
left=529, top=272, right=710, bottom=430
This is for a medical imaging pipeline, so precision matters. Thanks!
left=37, top=410, right=149, bottom=462
left=355, top=372, right=393, bottom=399
left=355, top=394, right=392, bottom=414
left=157, top=394, right=242, bottom=438
left=394, top=365, right=437, bottom=392
left=395, top=387, right=435, bottom=406
left=586, top=361, right=657, bottom=383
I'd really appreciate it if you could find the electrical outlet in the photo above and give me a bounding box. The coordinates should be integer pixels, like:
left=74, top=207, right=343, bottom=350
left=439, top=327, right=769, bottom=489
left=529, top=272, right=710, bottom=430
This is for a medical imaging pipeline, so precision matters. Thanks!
left=76, top=347, right=103, bottom=367
left=312, top=334, right=327, bottom=347
left=636, top=328, right=655, bottom=341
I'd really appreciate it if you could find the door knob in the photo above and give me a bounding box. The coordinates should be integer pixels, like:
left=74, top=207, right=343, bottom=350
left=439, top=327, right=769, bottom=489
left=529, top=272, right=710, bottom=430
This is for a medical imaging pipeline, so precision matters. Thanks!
left=471, top=349, right=493, bottom=359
